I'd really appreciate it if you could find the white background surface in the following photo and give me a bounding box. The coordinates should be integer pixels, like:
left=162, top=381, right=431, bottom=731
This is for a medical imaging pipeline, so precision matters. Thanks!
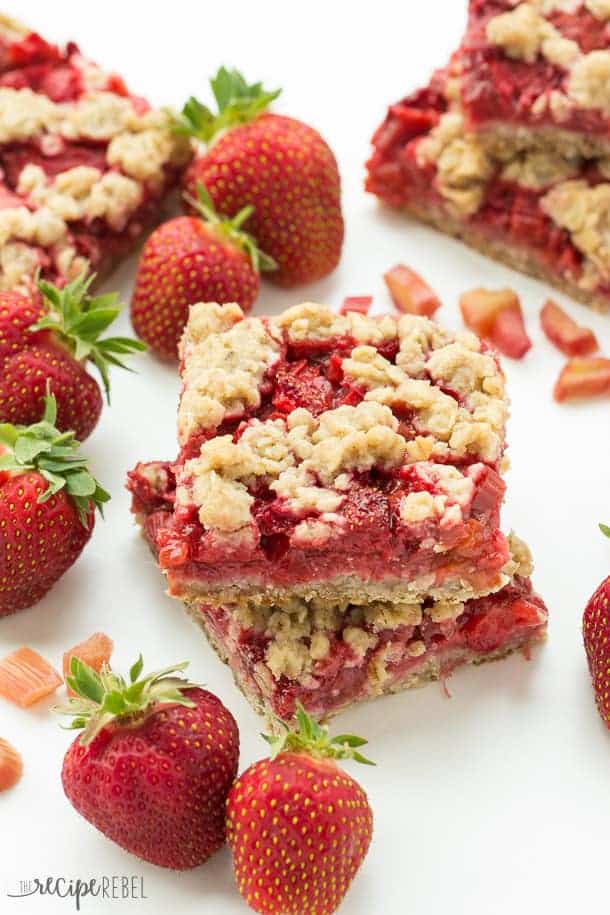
left=1, top=2, right=610, bottom=913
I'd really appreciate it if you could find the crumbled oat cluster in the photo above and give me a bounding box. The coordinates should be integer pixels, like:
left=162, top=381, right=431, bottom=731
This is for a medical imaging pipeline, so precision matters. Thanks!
left=541, top=179, right=610, bottom=281
left=416, top=112, right=494, bottom=217
left=175, top=301, right=508, bottom=537
left=0, top=20, right=191, bottom=290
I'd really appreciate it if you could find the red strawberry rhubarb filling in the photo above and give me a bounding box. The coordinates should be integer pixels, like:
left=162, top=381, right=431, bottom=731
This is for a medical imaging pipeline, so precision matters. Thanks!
left=189, top=573, right=548, bottom=721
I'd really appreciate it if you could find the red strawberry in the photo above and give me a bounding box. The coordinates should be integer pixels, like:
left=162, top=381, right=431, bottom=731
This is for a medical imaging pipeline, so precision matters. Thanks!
left=131, top=185, right=273, bottom=360
left=583, top=524, right=610, bottom=725
left=0, top=343, right=103, bottom=441
left=0, top=273, right=145, bottom=440
left=58, top=655, right=239, bottom=869
left=177, top=67, right=344, bottom=287
left=0, top=393, right=109, bottom=615
left=226, top=705, right=373, bottom=915
left=0, top=289, right=46, bottom=363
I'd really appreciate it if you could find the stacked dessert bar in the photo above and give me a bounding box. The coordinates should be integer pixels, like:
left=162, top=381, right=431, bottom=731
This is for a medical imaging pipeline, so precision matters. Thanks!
left=0, top=14, right=191, bottom=293
left=367, top=0, right=610, bottom=313
left=129, top=301, right=548, bottom=722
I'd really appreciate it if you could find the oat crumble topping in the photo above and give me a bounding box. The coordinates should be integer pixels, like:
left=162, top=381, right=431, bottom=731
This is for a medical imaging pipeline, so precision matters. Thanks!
left=176, top=302, right=508, bottom=536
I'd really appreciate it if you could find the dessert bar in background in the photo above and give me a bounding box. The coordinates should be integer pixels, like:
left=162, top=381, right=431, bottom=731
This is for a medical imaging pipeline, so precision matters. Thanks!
left=128, top=301, right=548, bottom=721
left=367, top=1, right=610, bottom=313
left=0, top=14, right=191, bottom=292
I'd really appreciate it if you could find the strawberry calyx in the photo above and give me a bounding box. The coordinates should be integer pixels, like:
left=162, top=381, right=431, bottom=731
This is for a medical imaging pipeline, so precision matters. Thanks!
left=600, top=523, right=610, bottom=538
left=263, top=702, right=375, bottom=766
left=32, top=272, right=146, bottom=402
left=55, top=654, right=201, bottom=745
left=174, top=66, right=281, bottom=144
left=0, top=392, right=109, bottom=525
left=185, top=182, right=277, bottom=273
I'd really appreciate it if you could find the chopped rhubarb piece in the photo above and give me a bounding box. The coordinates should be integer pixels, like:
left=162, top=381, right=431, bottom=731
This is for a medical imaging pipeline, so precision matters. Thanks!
left=340, top=296, right=372, bottom=315
left=63, top=633, right=113, bottom=695
left=0, top=738, right=22, bottom=792
left=540, top=300, right=598, bottom=357
left=384, top=264, right=440, bottom=317
left=460, top=288, right=531, bottom=359
left=489, top=309, right=532, bottom=360
left=554, top=357, right=610, bottom=402
left=0, top=646, right=62, bottom=707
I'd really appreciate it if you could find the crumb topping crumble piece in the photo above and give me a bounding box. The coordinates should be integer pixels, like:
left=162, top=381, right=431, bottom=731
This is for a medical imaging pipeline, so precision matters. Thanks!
left=486, top=4, right=580, bottom=67
left=0, top=87, right=57, bottom=143
left=106, top=114, right=192, bottom=186
left=178, top=310, right=283, bottom=444
left=585, top=0, right=610, bottom=18
left=17, top=163, right=143, bottom=232
left=541, top=179, right=610, bottom=281
left=0, top=242, right=40, bottom=292
left=275, top=301, right=397, bottom=344
left=399, top=463, right=476, bottom=527
left=500, top=150, right=581, bottom=189
left=568, top=51, right=610, bottom=115
left=416, top=112, right=494, bottom=217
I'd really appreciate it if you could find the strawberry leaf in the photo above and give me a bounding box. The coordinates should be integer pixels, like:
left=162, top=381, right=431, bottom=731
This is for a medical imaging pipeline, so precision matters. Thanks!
left=54, top=656, right=201, bottom=746
left=173, top=66, right=280, bottom=143
left=263, top=702, right=375, bottom=766
left=185, top=181, right=277, bottom=274
left=32, top=272, right=146, bottom=403
left=0, top=391, right=109, bottom=524
left=130, top=654, right=144, bottom=683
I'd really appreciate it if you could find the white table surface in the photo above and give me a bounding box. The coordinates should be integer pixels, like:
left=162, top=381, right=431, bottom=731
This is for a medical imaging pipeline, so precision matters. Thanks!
left=2, top=2, right=610, bottom=913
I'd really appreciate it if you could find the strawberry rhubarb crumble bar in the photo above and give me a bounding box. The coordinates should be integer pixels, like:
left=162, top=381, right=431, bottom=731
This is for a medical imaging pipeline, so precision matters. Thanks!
left=128, top=301, right=548, bottom=721
left=0, top=14, right=191, bottom=292
left=457, top=0, right=610, bottom=160
left=367, top=1, right=610, bottom=312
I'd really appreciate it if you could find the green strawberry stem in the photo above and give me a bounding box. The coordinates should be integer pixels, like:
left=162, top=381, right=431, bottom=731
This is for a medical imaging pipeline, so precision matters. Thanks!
left=174, top=66, right=281, bottom=144
left=185, top=182, right=277, bottom=273
left=0, top=392, right=109, bottom=525
left=601, top=523, right=610, bottom=538
left=263, top=702, right=375, bottom=766
left=33, top=272, right=146, bottom=402
left=55, top=654, right=201, bottom=746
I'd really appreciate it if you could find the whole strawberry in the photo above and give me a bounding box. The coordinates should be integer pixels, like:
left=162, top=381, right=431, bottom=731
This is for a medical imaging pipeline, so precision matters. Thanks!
left=0, top=393, right=109, bottom=614
left=0, top=273, right=145, bottom=440
left=177, top=67, right=344, bottom=287
left=131, top=184, right=274, bottom=360
left=58, top=656, right=239, bottom=869
left=583, top=523, right=610, bottom=725
left=227, top=705, right=373, bottom=915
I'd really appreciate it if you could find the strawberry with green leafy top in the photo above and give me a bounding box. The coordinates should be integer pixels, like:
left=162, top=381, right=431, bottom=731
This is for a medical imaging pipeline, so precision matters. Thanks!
left=0, top=273, right=145, bottom=440
left=58, top=655, right=239, bottom=869
left=176, top=67, right=344, bottom=288
left=583, top=524, right=610, bottom=726
left=0, top=393, right=109, bottom=615
left=226, top=704, right=373, bottom=915
left=131, top=183, right=274, bottom=360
